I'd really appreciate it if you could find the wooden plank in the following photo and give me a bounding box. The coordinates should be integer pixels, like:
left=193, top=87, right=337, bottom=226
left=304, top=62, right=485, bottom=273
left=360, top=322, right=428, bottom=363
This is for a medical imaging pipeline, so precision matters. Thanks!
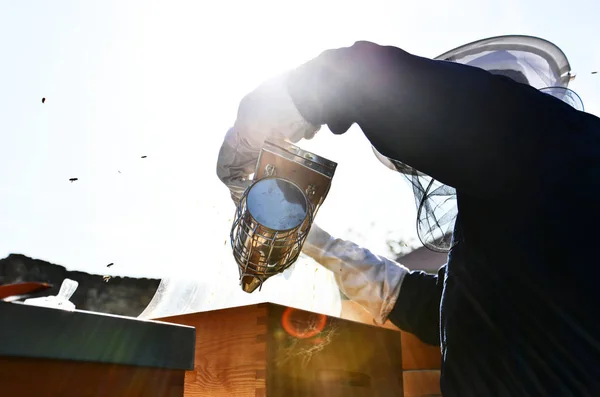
left=339, top=299, right=442, bottom=397
left=0, top=356, right=185, bottom=397
left=159, top=304, right=268, bottom=397
left=403, top=370, right=442, bottom=397
left=339, top=300, right=441, bottom=370
left=400, top=332, right=441, bottom=371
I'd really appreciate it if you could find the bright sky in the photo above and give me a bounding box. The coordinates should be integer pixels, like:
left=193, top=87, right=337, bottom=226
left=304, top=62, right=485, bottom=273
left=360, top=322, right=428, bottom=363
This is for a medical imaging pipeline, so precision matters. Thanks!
left=1, top=1, right=599, bottom=293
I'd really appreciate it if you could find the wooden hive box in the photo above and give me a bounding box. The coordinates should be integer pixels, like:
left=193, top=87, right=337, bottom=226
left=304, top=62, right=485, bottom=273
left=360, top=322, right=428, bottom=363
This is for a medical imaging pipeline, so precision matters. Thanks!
left=340, top=300, right=442, bottom=397
left=0, top=301, right=195, bottom=397
left=159, top=302, right=405, bottom=397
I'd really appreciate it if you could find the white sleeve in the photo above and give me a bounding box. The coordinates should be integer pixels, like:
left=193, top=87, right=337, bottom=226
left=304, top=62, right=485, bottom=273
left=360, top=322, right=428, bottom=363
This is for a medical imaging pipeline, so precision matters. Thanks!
left=303, top=224, right=409, bottom=325
left=215, top=127, right=257, bottom=204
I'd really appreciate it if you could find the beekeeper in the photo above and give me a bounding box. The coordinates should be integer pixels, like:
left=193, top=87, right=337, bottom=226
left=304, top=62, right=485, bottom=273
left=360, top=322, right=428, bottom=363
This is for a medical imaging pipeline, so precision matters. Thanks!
left=216, top=36, right=600, bottom=397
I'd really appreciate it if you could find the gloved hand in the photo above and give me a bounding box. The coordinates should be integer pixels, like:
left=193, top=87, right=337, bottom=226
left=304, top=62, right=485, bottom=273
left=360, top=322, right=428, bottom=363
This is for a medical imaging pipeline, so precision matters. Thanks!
left=216, top=73, right=320, bottom=203
left=303, top=223, right=409, bottom=325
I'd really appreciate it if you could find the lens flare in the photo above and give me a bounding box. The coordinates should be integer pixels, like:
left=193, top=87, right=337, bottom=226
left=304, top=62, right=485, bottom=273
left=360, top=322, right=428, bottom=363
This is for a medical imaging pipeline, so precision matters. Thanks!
left=281, top=307, right=327, bottom=339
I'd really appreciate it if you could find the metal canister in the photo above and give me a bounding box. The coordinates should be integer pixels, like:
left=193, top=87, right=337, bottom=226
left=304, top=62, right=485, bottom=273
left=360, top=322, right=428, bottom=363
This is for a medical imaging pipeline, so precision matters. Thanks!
left=232, top=177, right=312, bottom=292
left=230, top=140, right=337, bottom=293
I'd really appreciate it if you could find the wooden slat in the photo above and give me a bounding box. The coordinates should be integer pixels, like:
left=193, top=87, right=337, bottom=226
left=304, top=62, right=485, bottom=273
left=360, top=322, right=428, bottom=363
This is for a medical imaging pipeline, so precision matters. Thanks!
left=403, top=371, right=442, bottom=397
left=0, top=356, right=185, bottom=397
left=339, top=299, right=442, bottom=397
left=338, top=300, right=442, bottom=370
left=159, top=303, right=268, bottom=397
left=400, top=331, right=442, bottom=371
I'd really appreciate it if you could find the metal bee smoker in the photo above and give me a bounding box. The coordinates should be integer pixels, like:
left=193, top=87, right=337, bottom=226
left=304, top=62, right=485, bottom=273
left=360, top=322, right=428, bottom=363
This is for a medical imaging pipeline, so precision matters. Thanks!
left=230, top=140, right=337, bottom=293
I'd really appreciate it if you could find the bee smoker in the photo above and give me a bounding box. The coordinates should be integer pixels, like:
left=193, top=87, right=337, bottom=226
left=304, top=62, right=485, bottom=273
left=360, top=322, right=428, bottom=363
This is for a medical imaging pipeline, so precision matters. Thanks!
left=230, top=140, right=337, bottom=293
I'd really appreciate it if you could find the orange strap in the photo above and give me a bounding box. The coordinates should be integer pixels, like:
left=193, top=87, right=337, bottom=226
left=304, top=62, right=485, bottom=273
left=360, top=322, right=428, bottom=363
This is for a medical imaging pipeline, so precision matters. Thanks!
left=0, top=282, right=52, bottom=300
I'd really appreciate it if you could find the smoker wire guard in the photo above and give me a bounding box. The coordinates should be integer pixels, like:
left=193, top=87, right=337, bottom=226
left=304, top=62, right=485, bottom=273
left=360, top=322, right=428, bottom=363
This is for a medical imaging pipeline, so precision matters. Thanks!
left=230, top=176, right=316, bottom=292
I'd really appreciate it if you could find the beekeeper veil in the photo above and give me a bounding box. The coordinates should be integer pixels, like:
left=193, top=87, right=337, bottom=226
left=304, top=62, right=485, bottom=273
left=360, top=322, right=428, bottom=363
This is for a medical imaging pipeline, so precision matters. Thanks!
left=373, top=35, right=584, bottom=253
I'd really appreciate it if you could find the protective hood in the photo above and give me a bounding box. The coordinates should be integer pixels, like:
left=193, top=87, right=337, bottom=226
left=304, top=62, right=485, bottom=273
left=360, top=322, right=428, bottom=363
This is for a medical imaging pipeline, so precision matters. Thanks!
left=374, top=35, right=582, bottom=252
left=437, top=35, right=572, bottom=89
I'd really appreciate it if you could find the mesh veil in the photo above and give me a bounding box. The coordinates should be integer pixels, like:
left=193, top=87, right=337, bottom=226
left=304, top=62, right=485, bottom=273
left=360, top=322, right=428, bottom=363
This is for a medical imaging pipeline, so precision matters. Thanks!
left=375, top=35, right=581, bottom=252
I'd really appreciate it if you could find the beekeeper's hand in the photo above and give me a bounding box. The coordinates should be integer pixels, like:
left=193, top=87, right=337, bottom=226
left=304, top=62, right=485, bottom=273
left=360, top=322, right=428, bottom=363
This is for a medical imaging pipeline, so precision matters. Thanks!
left=303, top=223, right=409, bottom=325
left=216, top=73, right=320, bottom=204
